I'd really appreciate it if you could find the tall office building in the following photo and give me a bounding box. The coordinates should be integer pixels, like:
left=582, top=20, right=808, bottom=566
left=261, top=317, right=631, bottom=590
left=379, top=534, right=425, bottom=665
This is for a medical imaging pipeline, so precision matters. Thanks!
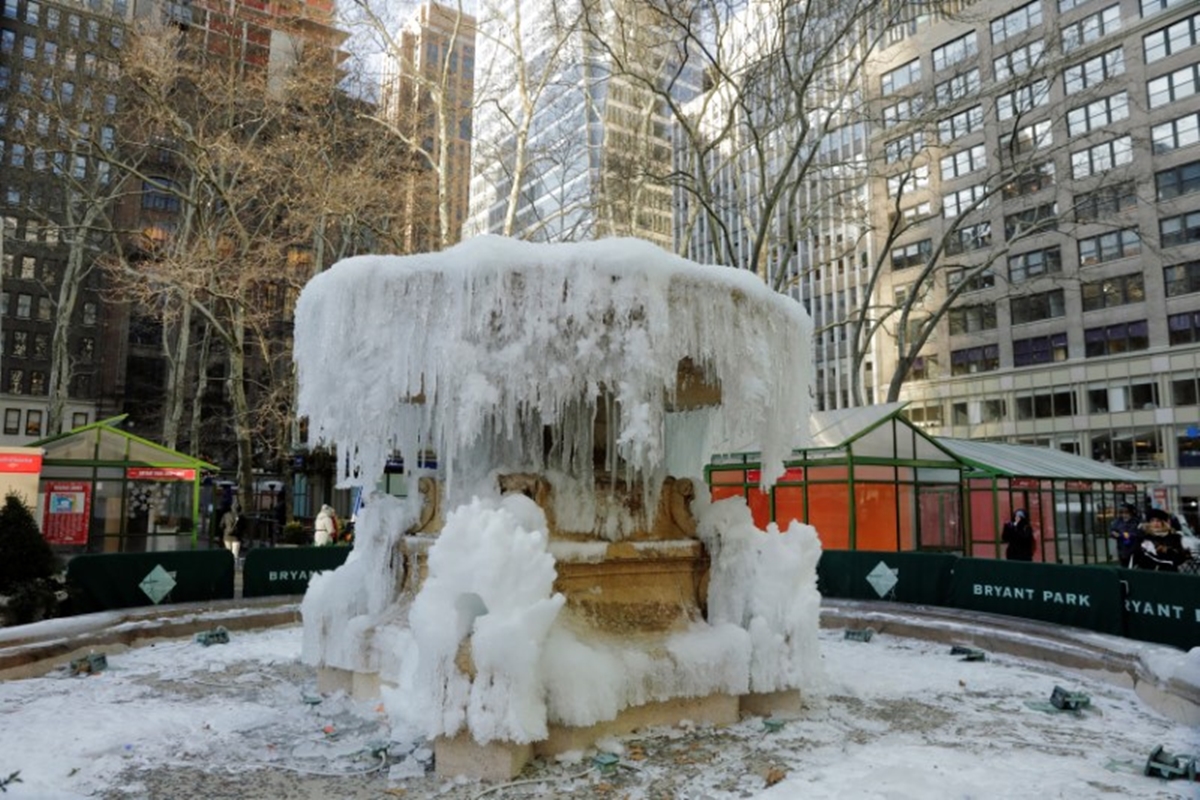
left=379, top=1, right=475, bottom=252
left=0, top=0, right=346, bottom=448
left=1, top=0, right=129, bottom=445
left=465, top=0, right=687, bottom=246
left=870, top=0, right=1200, bottom=524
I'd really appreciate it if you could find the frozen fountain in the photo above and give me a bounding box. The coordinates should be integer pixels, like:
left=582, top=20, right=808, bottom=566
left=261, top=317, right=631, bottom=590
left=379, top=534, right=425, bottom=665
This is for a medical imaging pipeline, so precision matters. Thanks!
left=292, top=236, right=823, bottom=779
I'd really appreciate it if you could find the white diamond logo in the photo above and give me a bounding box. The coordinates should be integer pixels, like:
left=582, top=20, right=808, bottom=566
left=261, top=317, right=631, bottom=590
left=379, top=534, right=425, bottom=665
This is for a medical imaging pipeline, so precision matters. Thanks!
left=139, top=564, right=177, bottom=605
left=866, top=561, right=898, bottom=598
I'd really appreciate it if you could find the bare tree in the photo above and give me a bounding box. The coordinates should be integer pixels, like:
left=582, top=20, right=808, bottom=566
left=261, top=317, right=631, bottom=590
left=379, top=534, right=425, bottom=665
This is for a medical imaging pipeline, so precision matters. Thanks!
left=97, top=17, right=411, bottom=499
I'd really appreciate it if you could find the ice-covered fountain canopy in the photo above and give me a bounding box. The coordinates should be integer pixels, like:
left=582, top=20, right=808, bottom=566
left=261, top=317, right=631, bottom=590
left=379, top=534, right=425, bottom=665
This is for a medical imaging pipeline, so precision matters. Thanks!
left=294, top=236, right=813, bottom=502
left=295, top=238, right=824, bottom=767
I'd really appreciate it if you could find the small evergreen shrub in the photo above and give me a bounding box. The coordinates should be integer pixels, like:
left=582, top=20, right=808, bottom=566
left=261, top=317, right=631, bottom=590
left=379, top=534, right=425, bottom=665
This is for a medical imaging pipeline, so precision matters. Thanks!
left=0, top=493, right=62, bottom=626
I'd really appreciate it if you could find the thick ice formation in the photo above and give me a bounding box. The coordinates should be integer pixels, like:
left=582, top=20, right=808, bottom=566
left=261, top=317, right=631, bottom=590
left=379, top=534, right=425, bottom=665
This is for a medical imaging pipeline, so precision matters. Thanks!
left=293, top=236, right=813, bottom=496
left=296, top=236, right=824, bottom=749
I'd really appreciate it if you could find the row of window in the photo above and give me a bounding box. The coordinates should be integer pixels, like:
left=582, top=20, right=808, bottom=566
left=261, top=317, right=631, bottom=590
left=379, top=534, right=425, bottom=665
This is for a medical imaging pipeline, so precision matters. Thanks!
left=2, top=369, right=90, bottom=397
left=0, top=292, right=99, bottom=324
left=1, top=408, right=89, bottom=436
left=3, top=330, right=94, bottom=362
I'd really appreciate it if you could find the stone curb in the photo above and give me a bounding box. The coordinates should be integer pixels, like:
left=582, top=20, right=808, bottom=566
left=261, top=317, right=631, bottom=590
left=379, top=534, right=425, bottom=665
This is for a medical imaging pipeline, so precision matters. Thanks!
left=821, top=598, right=1199, bottom=726
left=0, top=596, right=302, bottom=680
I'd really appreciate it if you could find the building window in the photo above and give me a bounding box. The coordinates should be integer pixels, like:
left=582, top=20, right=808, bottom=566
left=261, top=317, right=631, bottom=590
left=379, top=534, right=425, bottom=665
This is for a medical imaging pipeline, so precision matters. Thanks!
left=1155, top=160, right=1200, bottom=201
left=79, top=337, right=94, bottom=363
left=992, top=2, right=1043, bottom=45
left=32, top=333, right=47, bottom=358
left=82, top=301, right=97, bottom=325
left=15, top=294, right=31, bottom=319
left=1178, top=429, right=1200, bottom=468
left=1082, top=273, right=1145, bottom=310
left=935, top=68, right=981, bottom=107
left=1008, top=246, right=1062, bottom=283
left=10, top=331, right=27, bottom=357
left=938, top=105, right=984, bottom=144
left=1160, top=210, right=1200, bottom=247
left=885, top=131, right=925, bottom=164
left=8, top=369, right=24, bottom=394
left=1001, top=161, right=1055, bottom=199
left=1015, top=388, right=1075, bottom=420
left=1078, top=228, right=1140, bottom=266
left=947, top=266, right=996, bottom=292
left=882, top=59, right=922, bottom=96
left=37, top=297, right=51, bottom=321
left=908, top=354, right=939, bottom=382
left=1013, top=334, right=1068, bottom=367
left=983, top=399, right=1007, bottom=422
left=24, top=409, right=41, bottom=436
left=934, top=31, right=978, bottom=72
left=1066, top=91, right=1129, bottom=136
left=1070, top=47, right=1123, bottom=94
left=1144, top=11, right=1200, bottom=64
left=887, top=165, right=929, bottom=196
left=949, top=303, right=998, bottom=334
left=1074, top=181, right=1137, bottom=222
left=1011, top=289, right=1066, bottom=324
left=994, top=39, right=1045, bottom=82
left=997, top=79, right=1050, bottom=120
left=883, top=96, right=924, bottom=128
left=891, top=239, right=932, bottom=270
left=1168, top=311, right=1200, bottom=344
left=1004, top=203, right=1058, bottom=238
left=1092, top=429, right=1161, bottom=469
left=951, top=344, right=1000, bottom=375
left=141, top=177, right=180, bottom=212
left=2, top=409, right=17, bottom=435
left=28, top=372, right=44, bottom=396
left=905, top=403, right=944, bottom=426
left=941, top=144, right=987, bottom=179
left=946, top=221, right=992, bottom=255
left=1061, top=5, right=1122, bottom=54
left=1000, top=120, right=1053, bottom=156
left=944, top=184, right=988, bottom=218
left=1085, top=320, right=1149, bottom=356
left=1174, top=376, right=1199, bottom=405
left=1090, top=381, right=1159, bottom=412
left=1165, top=260, right=1200, bottom=296
left=1142, top=0, right=1187, bottom=16
left=72, top=412, right=88, bottom=428
left=1153, top=111, right=1200, bottom=154
left=1148, top=62, right=1200, bottom=109
left=1070, top=135, right=1133, bottom=178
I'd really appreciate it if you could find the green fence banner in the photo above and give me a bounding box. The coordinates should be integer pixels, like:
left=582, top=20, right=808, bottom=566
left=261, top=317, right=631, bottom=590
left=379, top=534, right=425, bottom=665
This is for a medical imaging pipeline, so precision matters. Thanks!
left=67, top=551, right=235, bottom=613
left=818, top=550, right=959, bottom=606
left=946, top=558, right=1122, bottom=634
left=1118, top=568, right=1200, bottom=651
left=242, top=546, right=352, bottom=598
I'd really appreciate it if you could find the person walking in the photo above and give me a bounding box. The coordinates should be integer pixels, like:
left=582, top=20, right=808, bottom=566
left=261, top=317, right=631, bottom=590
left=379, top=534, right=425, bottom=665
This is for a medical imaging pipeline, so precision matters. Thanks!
left=1109, top=503, right=1142, bottom=567
left=1001, top=509, right=1035, bottom=561
left=314, top=504, right=339, bottom=546
left=1135, top=509, right=1189, bottom=571
left=220, top=503, right=242, bottom=561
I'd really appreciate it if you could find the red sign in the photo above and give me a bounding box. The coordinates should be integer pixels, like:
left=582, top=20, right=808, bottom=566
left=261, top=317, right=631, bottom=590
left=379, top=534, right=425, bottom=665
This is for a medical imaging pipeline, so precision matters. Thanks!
left=42, top=481, right=91, bottom=546
left=1010, top=477, right=1040, bottom=489
left=126, top=467, right=195, bottom=481
left=1114, top=482, right=1137, bottom=492
left=1065, top=481, right=1093, bottom=491
left=0, top=453, right=43, bottom=473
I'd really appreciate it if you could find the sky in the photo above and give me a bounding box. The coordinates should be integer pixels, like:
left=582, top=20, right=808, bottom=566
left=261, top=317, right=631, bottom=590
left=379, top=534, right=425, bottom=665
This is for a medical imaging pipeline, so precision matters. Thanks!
left=0, top=620, right=1196, bottom=799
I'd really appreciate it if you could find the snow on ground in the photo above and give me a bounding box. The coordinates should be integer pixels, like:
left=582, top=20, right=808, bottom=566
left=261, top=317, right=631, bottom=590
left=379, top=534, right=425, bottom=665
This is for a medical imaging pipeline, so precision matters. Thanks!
left=0, top=624, right=1196, bottom=799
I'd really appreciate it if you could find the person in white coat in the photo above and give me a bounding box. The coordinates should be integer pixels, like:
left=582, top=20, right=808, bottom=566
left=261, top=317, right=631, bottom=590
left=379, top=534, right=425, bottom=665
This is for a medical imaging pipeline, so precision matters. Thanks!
left=314, top=504, right=338, bottom=546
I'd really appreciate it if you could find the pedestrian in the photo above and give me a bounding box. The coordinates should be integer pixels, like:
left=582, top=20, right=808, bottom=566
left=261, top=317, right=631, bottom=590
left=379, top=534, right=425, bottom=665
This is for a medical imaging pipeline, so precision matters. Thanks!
left=1135, top=509, right=1189, bottom=571
left=1001, top=508, right=1035, bottom=561
left=314, top=503, right=339, bottom=546
left=1109, top=502, right=1142, bottom=567
left=221, top=502, right=242, bottom=560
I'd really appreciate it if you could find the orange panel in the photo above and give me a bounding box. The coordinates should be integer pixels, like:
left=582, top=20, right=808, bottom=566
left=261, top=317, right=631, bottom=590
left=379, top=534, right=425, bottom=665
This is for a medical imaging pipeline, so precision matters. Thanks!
left=855, top=483, right=898, bottom=551
left=806, top=483, right=850, bottom=549
left=773, top=484, right=806, bottom=529
left=709, top=469, right=747, bottom=485
left=747, top=488, right=771, bottom=530
left=710, top=485, right=746, bottom=503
